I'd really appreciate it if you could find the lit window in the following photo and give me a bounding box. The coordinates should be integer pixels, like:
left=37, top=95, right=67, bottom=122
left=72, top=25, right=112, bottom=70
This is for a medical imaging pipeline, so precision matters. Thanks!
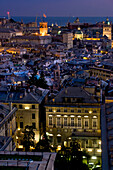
left=78, top=118, right=82, bottom=127
left=64, top=117, right=67, bottom=126
left=71, top=118, right=74, bottom=126
left=57, top=117, right=61, bottom=126
left=49, top=117, right=52, bottom=126
left=25, top=107, right=29, bottom=110
left=92, top=119, right=97, bottom=128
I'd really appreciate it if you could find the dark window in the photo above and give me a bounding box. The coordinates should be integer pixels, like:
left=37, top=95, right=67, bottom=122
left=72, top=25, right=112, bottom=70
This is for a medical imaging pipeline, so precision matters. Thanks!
left=20, top=122, right=23, bottom=128
left=71, top=109, right=74, bottom=113
left=32, top=105, right=35, bottom=109
left=57, top=109, right=60, bottom=112
left=57, top=136, right=61, bottom=144
left=78, top=110, right=81, bottom=113
left=20, top=116, right=23, bottom=119
left=64, top=109, right=67, bottom=112
left=85, top=120, right=88, bottom=127
left=32, top=123, right=36, bottom=129
left=49, top=109, right=52, bottom=112
left=19, top=105, right=22, bottom=109
left=49, top=136, right=53, bottom=143
left=13, top=104, right=17, bottom=108
left=93, top=110, right=97, bottom=113
left=32, top=113, right=35, bottom=119
left=85, top=110, right=88, bottom=113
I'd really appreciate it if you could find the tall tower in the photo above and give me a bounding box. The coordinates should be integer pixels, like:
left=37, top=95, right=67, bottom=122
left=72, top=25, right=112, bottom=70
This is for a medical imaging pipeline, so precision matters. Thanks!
left=103, top=18, right=112, bottom=40
left=39, top=22, right=48, bottom=36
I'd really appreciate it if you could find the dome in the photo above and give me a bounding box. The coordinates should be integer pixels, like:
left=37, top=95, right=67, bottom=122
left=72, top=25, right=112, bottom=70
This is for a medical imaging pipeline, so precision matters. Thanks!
left=75, top=27, right=83, bottom=34
left=105, top=18, right=110, bottom=25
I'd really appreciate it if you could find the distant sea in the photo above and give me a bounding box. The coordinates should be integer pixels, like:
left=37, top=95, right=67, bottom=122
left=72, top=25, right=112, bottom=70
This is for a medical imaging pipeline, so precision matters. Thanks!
left=1, top=16, right=113, bottom=26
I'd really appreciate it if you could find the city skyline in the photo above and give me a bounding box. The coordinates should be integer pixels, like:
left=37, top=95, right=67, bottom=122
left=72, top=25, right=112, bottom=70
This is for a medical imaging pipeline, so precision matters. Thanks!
left=0, top=0, right=113, bottom=17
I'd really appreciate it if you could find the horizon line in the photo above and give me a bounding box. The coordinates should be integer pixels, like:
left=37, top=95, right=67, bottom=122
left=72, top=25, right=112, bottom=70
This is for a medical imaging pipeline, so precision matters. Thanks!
left=0, top=15, right=113, bottom=18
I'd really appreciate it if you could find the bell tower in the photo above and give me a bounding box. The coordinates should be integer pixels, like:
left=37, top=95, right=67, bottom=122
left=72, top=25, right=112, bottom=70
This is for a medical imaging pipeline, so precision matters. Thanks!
left=39, top=22, right=48, bottom=36
left=103, top=18, right=112, bottom=40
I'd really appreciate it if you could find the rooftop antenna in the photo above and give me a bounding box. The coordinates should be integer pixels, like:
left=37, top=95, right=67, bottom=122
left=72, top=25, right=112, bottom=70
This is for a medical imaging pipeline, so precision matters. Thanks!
left=7, top=11, right=10, bottom=19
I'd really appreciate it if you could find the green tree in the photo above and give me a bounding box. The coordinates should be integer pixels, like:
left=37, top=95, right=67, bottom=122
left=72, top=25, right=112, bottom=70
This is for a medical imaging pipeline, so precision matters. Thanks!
left=28, top=70, right=48, bottom=89
left=55, top=142, right=90, bottom=170
left=35, top=133, right=52, bottom=152
left=22, top=125, right=35, bottom=152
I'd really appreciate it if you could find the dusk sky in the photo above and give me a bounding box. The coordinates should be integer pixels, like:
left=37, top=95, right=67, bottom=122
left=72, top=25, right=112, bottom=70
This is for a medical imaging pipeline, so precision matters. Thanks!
left=0, top=0, right=113, bottom=17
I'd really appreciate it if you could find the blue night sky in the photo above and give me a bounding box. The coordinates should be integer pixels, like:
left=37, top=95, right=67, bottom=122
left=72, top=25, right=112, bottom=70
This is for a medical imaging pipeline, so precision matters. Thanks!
left=0, top=0, right=113, bottom=17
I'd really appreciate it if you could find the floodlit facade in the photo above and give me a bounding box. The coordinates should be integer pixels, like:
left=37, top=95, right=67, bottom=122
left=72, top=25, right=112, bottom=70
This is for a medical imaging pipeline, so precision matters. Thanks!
left=103, top=18, right=112, bottom=40
left=45, top=87, right=101, bottom=163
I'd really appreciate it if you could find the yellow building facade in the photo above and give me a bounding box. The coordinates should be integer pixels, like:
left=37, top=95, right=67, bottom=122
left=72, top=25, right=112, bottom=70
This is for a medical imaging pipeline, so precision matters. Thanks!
left=39, top=22, right=48, bottom=36
left=45, top=87, right=101, bottom=163
left=103, top=18, right=112, bottom=40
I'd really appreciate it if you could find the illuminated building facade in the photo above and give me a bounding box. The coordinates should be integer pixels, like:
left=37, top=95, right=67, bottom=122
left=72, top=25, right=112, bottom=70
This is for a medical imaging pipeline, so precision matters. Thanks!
left=45, top=87, right=101, bottom=163
left=74, top=27, right=83, bottom=40
left=103, top=18, right=112, bottom=40
left=39, top=22, right=48, bottom=36
left=90, top=66, right=113, bottom=81
left=0, top=87, right=49, bottom=149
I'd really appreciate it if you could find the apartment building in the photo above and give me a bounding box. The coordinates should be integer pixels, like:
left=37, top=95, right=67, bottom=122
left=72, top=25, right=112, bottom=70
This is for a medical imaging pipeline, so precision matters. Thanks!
left=0, top=104, right=17, bottom=151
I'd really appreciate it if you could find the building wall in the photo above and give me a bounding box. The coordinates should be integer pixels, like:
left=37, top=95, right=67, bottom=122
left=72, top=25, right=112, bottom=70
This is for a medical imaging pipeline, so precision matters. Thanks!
left=46, top=105, right=101, bottom=160
left=63, top=33, right=73, bottom=49
left=90, top=67, right=113, bottom=80
left=14, top=103, right=40, bottom=143
left=103, top=26, right=112, bottom=40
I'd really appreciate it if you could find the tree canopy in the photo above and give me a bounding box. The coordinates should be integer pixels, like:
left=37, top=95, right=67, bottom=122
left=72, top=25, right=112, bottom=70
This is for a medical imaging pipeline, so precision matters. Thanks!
left=22, top=125, right=35, bottom=152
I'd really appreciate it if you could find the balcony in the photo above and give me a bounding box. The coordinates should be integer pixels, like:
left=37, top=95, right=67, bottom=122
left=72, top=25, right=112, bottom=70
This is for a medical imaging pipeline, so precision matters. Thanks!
left=72, top=130, right=101, bottom=137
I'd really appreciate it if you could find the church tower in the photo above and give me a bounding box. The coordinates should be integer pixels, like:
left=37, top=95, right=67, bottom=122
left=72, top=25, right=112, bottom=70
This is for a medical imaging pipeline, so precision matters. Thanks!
left=39, top=22, right=48, bottom=36
left=103, top=18, right=112, bottom=40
